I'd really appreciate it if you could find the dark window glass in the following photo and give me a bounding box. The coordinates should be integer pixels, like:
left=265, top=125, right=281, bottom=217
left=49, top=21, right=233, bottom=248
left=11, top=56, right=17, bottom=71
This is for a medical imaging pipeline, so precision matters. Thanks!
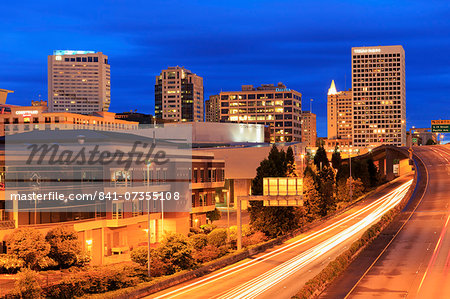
left=76, top=57, right=81, bottom=62
left=94, top=57, right=98, bottom=62
left=221, top=102, right=229, bottom=107
left=248, top=94, right=255, bottom=99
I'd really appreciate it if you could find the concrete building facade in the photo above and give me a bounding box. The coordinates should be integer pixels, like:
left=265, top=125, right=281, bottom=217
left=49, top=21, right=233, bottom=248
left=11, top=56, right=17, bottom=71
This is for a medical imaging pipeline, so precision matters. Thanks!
left=48, top=50, right=111, bottom=114
left=219, top=83, right=302, bottom=143
left=155, top=66, right=204, bottom=122
left=351, top=45, right=406, bottom=147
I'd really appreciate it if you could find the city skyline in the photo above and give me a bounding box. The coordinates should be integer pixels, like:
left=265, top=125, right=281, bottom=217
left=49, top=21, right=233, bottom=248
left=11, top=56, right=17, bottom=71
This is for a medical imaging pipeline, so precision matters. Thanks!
left=0, top=0, right=449, bottom=138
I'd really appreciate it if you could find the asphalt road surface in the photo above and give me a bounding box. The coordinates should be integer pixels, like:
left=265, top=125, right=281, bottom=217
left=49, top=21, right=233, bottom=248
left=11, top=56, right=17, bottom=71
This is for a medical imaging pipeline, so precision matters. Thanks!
left=145, top=175, right=414, bottom=299
left=324, top=145, right=450, bottom=299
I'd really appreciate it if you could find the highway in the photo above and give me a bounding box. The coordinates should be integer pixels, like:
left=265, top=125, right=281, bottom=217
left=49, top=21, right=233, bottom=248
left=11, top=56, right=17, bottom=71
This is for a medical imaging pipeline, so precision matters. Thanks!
left=145, top=175, right=413, bottom=299
left=326, top=145, right=450, bottom=299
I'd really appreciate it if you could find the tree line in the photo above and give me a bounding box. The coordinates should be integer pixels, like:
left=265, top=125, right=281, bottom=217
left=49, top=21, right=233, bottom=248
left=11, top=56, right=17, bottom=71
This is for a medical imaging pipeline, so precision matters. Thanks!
left=249, top=145, right=382, bottom=238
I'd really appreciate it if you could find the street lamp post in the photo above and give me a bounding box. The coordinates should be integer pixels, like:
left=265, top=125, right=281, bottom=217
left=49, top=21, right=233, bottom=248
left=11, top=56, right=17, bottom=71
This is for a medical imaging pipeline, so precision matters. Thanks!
left=300, top=154, right=305, bottom=176
left=146, top=161, right=151, bottom=277
left=349, top=149, right=352, bottom=201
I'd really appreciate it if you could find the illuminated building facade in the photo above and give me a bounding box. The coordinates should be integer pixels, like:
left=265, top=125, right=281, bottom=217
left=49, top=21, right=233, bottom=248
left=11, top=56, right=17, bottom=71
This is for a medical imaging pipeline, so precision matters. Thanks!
left=0, top=104, right=138, bottom=136
left=219, top=83, right=302, bottom=143
left=352, top=45, right=406, bottom=147
left=155, top=66, right=204, bottom=122
left=327, top=80, right=353, bottom=141
left=205, top=94, right=220, bottom=122
left=48, top=50, right=111, bottom=114
left=301, top=111, right=316, bottom=147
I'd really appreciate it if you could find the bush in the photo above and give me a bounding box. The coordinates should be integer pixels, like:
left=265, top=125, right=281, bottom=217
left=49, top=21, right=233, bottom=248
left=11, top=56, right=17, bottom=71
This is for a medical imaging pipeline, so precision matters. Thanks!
left=130, top=246, right=168, bottom=277
left=190, top=234, right=208, bottom=251
left=200, top=224, right=216, bottom=234
left=7, top=228, right=50, bottom=269
left=45, top=226, right=85, bottom=268
left=158, top=233, right=194, bottom=274
left=242, top=231, right=268, bottom=247
left=45, top=264, right=143, bottom=298
left=130, top=246, right=148, bottom=266
left=207, top=228, right=228, bottom=247
left=36, top=256, right=58, bottom=271
left=192, top=245, right=222, bottom=264
left=13, top=268, right=43, bottom=299
left=0, top=254, right=24, bottom=274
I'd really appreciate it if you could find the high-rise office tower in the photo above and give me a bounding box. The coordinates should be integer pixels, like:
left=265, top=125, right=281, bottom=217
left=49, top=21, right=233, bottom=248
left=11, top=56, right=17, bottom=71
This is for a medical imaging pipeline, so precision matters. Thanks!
left=48, top=50, right=110, bottom=114
left=155, top=66, right=204, bottom=122
left=219, top=83, right=302, bottom=143
left=327, top=80, right=353, bottom=140
left=352, top=45, right=406, bottom=147
left=205, top=95, right=220, bottom=122
left=301, top=111, right=317, bottom=147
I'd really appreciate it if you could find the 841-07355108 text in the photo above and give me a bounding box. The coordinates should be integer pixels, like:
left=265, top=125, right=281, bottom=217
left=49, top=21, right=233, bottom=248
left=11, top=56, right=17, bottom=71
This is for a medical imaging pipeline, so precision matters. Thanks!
left=10, top=191, right=181, bottom=201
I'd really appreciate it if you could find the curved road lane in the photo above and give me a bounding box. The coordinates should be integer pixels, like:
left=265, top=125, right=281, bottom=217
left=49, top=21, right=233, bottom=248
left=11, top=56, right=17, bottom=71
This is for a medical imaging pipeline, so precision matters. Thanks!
left=145, top=175, right=414, bottom=299
left=329, top=145, right=450, bottom=299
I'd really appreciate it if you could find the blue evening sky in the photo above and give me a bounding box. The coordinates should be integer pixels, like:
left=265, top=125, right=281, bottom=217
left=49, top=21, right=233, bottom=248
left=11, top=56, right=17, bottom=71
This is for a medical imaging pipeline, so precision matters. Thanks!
left=0, top=0, right=449, bottom=138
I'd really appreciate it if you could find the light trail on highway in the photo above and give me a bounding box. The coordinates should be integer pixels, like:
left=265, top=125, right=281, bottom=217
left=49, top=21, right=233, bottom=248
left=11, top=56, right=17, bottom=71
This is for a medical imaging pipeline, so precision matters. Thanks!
left=152, top=180, right=413, bottom=299
left=216, top=180, right=412, bottom=299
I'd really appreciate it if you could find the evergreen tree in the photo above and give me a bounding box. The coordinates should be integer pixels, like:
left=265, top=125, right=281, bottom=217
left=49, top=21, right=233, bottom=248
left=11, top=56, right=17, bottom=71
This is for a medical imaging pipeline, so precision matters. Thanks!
left=286, top=146, right=297, bottom=177
left=331, top=146, right=342, bottom=170
left=366, top=158, right=379, bottom=187
left=313, top=146, right=330, bottom=170
left=249, top=144, right=299, bottom=238
left=317, top=166, right=336, bottom=216
left=303, top=166, right=321, bottom=219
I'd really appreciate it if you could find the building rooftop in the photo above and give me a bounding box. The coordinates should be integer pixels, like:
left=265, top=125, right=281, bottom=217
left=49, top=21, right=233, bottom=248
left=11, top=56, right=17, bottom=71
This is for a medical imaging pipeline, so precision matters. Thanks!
left=53, top=50, right=96, bottom=55
left=328, top=80, right=338, bottom=95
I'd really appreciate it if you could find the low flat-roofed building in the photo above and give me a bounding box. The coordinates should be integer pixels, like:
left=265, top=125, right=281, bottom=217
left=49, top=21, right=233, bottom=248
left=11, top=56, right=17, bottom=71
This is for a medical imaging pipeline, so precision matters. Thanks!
left=0, top=104, right=139, bottom=136
left=165, top=122, right=266, bottom=145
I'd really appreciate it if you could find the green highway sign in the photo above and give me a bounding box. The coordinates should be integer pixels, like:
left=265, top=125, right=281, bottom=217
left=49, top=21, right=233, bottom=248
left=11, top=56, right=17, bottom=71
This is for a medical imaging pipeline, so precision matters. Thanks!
left=432, top=124, right=450, bottom=133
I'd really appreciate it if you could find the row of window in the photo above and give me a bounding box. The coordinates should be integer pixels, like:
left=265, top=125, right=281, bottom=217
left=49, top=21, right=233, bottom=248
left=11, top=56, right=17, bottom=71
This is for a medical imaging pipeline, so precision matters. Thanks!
left=221, top=93, right=299, bottom=100
left=62, top=57, right=102, bottom=63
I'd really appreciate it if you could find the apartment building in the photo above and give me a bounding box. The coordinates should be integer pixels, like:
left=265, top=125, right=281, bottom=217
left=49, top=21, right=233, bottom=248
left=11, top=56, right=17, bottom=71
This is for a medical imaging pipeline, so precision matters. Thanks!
left=48, top=50, right=111, bottom=114
left=301, top=111, right=317, bottom=147
left=155, top=66, right=204, bottom=122
left=219, top=83, right=302, bottom=143
left=205, top=94, right=220, bottom=122
left=327, top=80, right=353, bottom=141
left=352, top=46, right=406, bottom=147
